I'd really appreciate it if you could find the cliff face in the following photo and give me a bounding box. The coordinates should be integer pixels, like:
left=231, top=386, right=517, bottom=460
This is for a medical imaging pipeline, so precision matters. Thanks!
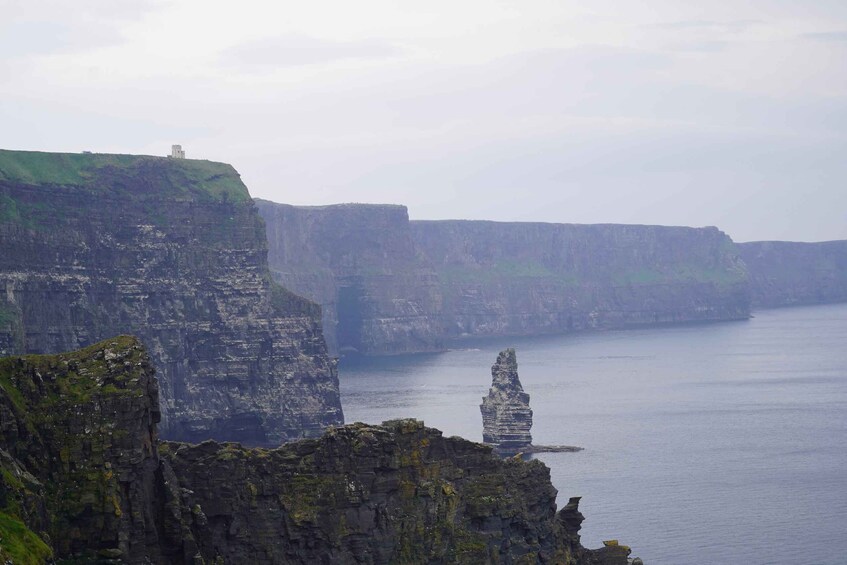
left=0, top=338, right=633, bottom=565
left=481, top=348, right=533, bottom=456
left=258, top=201, right=750, bottom=356
left=256, top=200, right=444, bottom=355
left=413, top=220, right=750, bottom=338
left=0, top=150, right=342, bottom=444
left=0, top=336, right=163, bottom=562
left=737, top=240, right=847, bottom=308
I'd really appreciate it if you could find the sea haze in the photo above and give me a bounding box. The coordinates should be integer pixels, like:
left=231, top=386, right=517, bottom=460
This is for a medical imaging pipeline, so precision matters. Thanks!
left=339, top=303, right=847, bottom=565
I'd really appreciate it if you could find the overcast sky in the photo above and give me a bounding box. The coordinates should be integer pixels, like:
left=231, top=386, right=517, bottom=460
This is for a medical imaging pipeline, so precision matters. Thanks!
left=2, top=0, right=845, bottom=241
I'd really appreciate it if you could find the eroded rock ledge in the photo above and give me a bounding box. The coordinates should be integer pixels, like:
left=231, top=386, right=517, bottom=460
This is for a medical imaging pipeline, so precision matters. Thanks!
left=0, top=337, right=636, bottom=564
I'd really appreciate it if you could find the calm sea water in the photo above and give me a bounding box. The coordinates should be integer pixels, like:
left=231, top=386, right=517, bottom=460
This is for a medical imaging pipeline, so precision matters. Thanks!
left=339, top=303, right=847, bottom=565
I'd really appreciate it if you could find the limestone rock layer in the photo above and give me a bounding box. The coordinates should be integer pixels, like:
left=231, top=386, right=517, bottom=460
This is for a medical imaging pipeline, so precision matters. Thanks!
left=258, top=200, right=751, bottom=356
left=738, top=240, right=847, bottom=308
left=256, top=199, right=444, bottom=355
left=481, top=348, right=533, bottom=456
left=0, top=337, right=633, bottom=564
left=0, top=150, right=343, bottom=444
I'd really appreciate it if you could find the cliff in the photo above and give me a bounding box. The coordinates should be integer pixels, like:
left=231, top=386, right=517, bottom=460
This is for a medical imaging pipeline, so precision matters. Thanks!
left=256, top=200, right=444, bottom=355
left=258, top=201, right=750, bottom=355
left=737, top=240, right=847, bottom=308
left=0, top=338, right=634, bottom=564
left=413, top=220, right=749, bottom=338
left=0, top=336, right=163, bottom=562
left=481, top=349, right=533, bottom=456
left=0, top=150, right=342, bottom=444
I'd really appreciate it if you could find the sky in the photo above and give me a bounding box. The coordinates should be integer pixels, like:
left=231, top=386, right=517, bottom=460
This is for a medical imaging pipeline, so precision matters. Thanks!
left=1, top=0, right=845, bottom=242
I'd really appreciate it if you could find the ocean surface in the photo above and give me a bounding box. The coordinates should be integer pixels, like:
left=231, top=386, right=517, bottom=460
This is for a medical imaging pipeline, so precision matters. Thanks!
left=339, top=303, right=847, bottom=565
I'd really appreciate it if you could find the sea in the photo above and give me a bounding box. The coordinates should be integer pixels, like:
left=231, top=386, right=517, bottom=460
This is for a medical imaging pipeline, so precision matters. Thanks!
left=339, top=303, right=847, bottom=565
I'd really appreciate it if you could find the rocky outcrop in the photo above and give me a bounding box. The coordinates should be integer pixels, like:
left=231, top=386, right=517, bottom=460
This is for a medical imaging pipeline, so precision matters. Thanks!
left=0, top=150, right=342, bottom=444
left=481, top=348, right=533, bottom=456
left=256, top=200, right=443, bottom=355
left=0, top=336, right=163, bottom=562
left=0, top=338, right=636, bottom=564
left=738, top=240, right=847, bottom=308
left=413, top=220, right=750, bottom=339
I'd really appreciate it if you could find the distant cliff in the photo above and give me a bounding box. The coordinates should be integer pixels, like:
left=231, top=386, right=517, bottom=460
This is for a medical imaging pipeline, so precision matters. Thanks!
left=256, top=200, right=444, bottom=355
left=258, top=200, right=750, bottom=354
left=0, top=338, right=634, bottom=564
left=738, top=240, right=847, bottom=308
left=413, top=220, right=749, bottom=338
left=0, top=150, right=342, bottom=444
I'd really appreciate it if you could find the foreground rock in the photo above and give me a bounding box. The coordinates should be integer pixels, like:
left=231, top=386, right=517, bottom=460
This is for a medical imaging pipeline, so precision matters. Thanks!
left=0, top=150, right=342, bottom=444
left=481, top=348, right=534, bottom=456
left=0, top=337, right=636, bottom=564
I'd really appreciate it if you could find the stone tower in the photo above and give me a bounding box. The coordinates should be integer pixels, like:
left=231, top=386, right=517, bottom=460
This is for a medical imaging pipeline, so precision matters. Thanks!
left=171, top=144, right=185, bottom=159
left=480, top=348, right=533, bottom=456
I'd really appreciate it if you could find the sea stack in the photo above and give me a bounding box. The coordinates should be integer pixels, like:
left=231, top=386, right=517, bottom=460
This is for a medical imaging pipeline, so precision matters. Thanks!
left=481, top=348, right=533, bottom=456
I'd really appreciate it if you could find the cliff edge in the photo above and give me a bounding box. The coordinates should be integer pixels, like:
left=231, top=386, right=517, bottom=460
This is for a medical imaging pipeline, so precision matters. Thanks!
left=257, top=200, right=750, bottom=356
left=738, top=240, right=847, bottom=308
left=0, top=149, right=342, bottom=445
left=0, top=338, right=635, bottom=564
left=256, top=200, right=444, bottom=355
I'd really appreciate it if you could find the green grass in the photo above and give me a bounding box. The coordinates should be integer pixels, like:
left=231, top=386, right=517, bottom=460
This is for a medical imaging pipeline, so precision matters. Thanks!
left=613, top=264, right=747, bottom=286
left=439, top=260, right=560, bottom=284
left=0, top=149, right=251, bottom=203
left=0, top=512, right=53, bottom=565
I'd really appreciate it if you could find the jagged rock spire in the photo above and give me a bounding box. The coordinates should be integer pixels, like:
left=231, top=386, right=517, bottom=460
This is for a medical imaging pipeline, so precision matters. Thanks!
left=480, top=348, right=533, bottom=456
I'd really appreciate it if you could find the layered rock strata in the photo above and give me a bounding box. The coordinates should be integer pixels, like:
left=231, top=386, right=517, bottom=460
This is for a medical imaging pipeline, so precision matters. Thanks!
left=413, top=220, right=750, bottom=339
left=481, top=348, right=533, bottom=456
left=256, top=200, right=444, bottom=355
left=258, top=200, right=750, bottom=355
left=738, top=240, right=847, bottom=308
left=0, top=337, right=635, bottom=564
left=0, top=150, right=342, bottom=444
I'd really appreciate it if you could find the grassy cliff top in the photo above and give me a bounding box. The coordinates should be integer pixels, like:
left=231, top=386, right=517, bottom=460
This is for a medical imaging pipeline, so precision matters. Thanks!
left=0, top=149, right=251, bottom=203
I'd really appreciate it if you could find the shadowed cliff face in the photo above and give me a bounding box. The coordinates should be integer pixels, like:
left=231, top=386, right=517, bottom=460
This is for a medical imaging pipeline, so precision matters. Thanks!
left=256, top=200, right=444, bottom=355
left=0, top=338, right=634, bottom=565
left=0, top=150, right=342, bottom=444
left=738, top=240, right=847, bottom=308
left=412, top=220, right=750, bottom=338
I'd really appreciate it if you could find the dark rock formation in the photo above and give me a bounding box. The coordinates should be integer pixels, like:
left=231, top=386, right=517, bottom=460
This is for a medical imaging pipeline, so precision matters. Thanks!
left=0, top=150, right=342, bottom=444
left=738, top=240, right=847, bottom=308
left=0, top=336, right=164, bottom=562
left=413, top=220, right=750, bottom=339
left=481, top=348, right=533, bottom=456
left=256, top=200, right=444, bottom=355
left=0, top=338, right=635, bottom=564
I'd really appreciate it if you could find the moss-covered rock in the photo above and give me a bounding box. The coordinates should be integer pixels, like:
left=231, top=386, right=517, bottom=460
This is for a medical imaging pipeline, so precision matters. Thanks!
left=0, top=339, right=635, bottom=564
left=0, top=336, right=162, bottom=561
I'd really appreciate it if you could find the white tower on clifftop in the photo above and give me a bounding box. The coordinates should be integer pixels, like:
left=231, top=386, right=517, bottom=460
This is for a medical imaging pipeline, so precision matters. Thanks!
left=170, top=144, right=185, bottom=159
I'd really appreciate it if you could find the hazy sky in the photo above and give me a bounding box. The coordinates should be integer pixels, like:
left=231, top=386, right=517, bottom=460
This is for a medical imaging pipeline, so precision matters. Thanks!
left=2, top=0, right=845, bottom=242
